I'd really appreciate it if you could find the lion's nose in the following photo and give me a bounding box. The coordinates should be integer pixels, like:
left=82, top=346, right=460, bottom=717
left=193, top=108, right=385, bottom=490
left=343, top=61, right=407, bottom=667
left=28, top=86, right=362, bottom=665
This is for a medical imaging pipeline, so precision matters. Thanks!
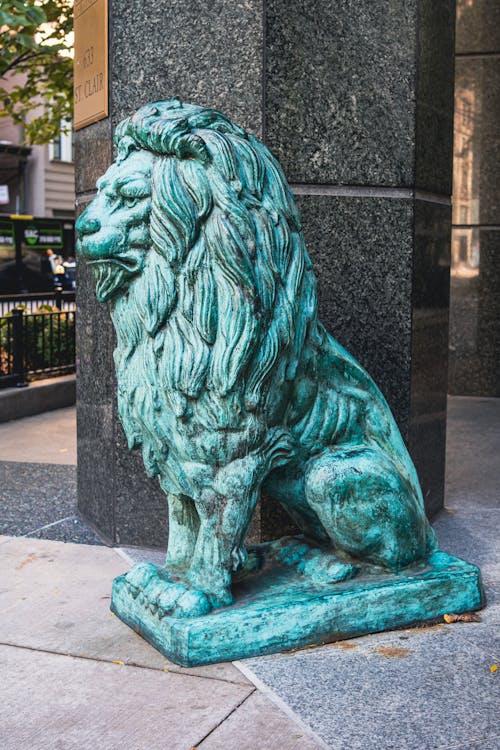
left=76, top=209, right=101, bottom=236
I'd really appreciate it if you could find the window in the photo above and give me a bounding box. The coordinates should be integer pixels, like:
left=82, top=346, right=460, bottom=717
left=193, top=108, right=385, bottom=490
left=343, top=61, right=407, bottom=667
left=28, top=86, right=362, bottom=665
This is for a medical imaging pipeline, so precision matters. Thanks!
left=49, top=120, right=74, bottom=163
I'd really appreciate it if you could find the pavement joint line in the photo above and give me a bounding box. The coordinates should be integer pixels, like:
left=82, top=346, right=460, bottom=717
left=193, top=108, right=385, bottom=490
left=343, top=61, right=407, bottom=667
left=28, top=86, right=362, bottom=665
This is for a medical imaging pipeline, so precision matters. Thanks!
left=192, top=688, right=256, bottom=748
left=234, top=661, right=331, bottom=750
left=0, top=641, right=252, bottom=687
left=0, top=515, right=76, bottom=545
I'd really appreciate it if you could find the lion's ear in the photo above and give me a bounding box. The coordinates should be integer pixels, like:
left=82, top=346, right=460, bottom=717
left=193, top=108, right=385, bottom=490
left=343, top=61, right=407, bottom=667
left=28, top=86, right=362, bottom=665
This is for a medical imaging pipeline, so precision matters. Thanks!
left=133, top=252, right=176, bottom=336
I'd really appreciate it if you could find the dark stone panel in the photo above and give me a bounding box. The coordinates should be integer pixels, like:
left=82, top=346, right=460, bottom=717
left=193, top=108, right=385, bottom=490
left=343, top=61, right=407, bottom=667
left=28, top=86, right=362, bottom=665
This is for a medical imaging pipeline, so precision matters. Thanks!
left=415, top=0, right=455, bottom=195
left=110, top=0, right=263, bottom=137
left=76, top=401, right=115, bottom=541
left=75, top=254, right=116, bottom=406
left=74, top=118, right=112, bottom=194
left=265, top=0, right=417, bottom=185
left=411, top=201, right=452, bottom=514
left=113, top=420, right=169, bottom=548
left=409, top=416, right=447, bottom=518
left=449, top=228, right=500, bottom=396
left=456, top=0, right=500, bottom=54
left=295, top=194, right=414, bottom=436
left=75, top=180, right=117, bottom=542
left=453, top=57, right=500, bottom=226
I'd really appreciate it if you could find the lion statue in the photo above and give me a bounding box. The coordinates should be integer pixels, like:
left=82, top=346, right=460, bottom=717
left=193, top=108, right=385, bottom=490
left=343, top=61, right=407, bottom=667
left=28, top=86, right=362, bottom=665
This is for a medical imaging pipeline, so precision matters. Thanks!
left=76, top=99, right=436, bottom=619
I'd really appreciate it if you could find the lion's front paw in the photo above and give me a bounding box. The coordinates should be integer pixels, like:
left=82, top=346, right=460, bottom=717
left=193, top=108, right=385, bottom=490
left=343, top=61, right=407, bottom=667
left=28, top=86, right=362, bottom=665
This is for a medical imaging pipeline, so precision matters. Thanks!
left=124, top=562, right=213, bottom=618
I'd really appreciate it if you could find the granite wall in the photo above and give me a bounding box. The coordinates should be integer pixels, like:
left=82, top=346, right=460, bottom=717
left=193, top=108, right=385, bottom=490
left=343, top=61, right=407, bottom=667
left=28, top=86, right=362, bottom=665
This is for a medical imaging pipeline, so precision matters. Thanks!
left=449, top=0, right=500, bottom=396
left=76, top=0, right=456, bottom=546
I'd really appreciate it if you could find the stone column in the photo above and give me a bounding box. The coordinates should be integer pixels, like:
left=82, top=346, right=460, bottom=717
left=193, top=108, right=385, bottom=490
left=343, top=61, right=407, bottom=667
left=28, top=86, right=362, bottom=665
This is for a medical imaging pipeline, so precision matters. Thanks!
left=449, top=0, right=500, bottom=396
left=76, top=0, right=455, bottom=546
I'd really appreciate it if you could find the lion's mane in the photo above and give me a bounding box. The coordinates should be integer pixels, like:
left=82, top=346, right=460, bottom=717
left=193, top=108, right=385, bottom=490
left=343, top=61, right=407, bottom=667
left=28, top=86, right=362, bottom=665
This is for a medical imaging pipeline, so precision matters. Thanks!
left=109, top=100, right=319, bottom=477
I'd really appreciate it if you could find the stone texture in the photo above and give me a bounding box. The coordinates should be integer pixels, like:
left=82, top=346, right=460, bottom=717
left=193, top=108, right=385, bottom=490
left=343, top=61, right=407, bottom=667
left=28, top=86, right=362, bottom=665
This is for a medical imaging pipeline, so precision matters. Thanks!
left=296, top=194, right=414, bottom=432
left=76, top=401, right=116, bottom=540
left=265, top=0, right=416, bottom=186
left=265, top=0, right=454, bottom=192
left=0, top=461, right=77, bottom=536
left=0, top=645, right=253, bottom=750
left=110, top=0, right=264, bottom=137
left=433, top=509, right=500, bottom=585
left=74, top=118, right=112, bottom=194
left=113, top=424, right=168, bottom=548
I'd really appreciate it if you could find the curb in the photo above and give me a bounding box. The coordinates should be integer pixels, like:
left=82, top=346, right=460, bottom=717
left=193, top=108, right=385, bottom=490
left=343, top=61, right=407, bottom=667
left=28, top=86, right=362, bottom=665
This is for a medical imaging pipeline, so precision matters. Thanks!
left=0, top=375, right=76, bottom=423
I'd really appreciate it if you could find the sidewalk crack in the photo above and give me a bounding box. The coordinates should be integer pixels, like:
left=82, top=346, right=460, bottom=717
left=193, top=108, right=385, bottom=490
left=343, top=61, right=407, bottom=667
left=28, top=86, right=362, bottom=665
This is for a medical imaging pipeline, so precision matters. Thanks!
left=192, top=689, right=256, bottom=748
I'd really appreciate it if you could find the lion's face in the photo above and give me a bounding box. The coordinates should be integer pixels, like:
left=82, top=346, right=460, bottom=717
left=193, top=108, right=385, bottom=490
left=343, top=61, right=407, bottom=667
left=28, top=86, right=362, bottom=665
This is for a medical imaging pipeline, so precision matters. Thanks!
left=76, top=150, right=155, bottom=302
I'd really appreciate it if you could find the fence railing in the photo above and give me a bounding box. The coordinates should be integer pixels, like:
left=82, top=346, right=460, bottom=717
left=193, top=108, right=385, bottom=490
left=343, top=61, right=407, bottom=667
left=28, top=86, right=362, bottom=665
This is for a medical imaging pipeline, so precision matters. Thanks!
left=0, top=289, right=76, bottom=316
left=0, top=301, right=76, bottom=389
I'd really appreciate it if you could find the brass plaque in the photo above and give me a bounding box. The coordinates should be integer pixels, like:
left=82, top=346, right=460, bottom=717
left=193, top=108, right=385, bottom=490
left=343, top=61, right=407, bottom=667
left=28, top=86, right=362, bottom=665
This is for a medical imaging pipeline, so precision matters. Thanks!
left=74, top=0, right=108, bottom=130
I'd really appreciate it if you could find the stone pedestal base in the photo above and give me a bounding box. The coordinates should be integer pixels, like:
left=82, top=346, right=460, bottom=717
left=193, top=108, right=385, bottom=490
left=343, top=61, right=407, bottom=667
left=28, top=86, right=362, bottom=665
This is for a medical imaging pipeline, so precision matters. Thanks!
left=111, top=550, right=484, bottom=667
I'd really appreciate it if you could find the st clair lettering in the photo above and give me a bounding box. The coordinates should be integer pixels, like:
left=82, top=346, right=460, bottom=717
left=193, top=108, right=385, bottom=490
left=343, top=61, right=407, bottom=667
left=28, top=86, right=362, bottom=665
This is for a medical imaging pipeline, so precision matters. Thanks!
left=74, top=73, right=104, bottom=104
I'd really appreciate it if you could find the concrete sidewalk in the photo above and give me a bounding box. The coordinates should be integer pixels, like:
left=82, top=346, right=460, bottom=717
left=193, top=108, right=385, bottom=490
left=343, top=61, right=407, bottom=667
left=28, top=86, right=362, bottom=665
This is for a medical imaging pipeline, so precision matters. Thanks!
left=0, top=399, right=498, bottom=748
left=0, top=535, right=322, bottom=749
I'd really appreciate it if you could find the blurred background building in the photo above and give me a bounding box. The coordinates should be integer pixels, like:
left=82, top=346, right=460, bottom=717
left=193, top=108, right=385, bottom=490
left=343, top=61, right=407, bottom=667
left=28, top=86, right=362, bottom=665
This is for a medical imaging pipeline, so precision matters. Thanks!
left=450, top=0, right=500, bottom=397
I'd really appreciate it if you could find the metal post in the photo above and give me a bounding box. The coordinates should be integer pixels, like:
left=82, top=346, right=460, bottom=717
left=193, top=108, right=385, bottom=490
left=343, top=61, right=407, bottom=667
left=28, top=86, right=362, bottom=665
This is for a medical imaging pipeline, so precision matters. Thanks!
left=11, top=308, right=28, bottom=387
left=55, top=285, right=63, bottom=310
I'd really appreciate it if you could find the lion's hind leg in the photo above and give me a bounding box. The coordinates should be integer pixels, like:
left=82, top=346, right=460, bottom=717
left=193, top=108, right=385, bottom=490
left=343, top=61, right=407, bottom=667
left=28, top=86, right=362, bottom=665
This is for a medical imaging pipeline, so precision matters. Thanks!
left=304, top=445, right=433, bottom=572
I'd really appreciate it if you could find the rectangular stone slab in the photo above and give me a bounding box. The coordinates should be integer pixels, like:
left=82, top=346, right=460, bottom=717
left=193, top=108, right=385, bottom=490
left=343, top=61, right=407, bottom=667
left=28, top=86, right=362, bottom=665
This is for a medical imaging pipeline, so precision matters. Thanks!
left=110, top=551, right=484, bottom=667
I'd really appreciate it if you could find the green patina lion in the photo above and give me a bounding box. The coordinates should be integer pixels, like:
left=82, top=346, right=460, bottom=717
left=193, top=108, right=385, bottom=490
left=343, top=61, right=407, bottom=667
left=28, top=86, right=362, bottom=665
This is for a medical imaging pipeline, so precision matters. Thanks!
left=76, top=99, right=436, bottom=619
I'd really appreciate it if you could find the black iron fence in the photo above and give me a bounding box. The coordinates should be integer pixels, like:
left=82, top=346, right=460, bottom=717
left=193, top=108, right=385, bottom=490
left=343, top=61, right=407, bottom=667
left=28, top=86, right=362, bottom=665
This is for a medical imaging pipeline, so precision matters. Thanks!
left=0, top=289, right=75, bottom=316
left=0, top=293, right=76, bottom=388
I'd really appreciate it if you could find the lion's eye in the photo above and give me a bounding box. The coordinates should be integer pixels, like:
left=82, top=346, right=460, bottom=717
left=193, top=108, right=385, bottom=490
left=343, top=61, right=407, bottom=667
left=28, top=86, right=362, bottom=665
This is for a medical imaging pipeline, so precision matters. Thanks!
left=123, top=195, right=139, bottom=208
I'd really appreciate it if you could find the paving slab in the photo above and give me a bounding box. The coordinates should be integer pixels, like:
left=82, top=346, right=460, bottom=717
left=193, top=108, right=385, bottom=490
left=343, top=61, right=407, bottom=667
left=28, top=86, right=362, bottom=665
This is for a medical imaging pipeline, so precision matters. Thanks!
left=0, top=535, right=249, bottom=685
left=241, top=622, right=500, bottom=750
left=0, top=406, right=77, bottom=464
left=197, top=690, right=323, bottom=750
left=0, top=644, right=253, bottom=750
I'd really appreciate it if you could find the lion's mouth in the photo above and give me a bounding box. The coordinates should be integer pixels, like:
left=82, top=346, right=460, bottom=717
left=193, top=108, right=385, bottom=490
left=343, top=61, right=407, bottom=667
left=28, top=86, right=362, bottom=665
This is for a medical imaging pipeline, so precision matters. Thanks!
left=88, top=256, right=144, bottom=302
